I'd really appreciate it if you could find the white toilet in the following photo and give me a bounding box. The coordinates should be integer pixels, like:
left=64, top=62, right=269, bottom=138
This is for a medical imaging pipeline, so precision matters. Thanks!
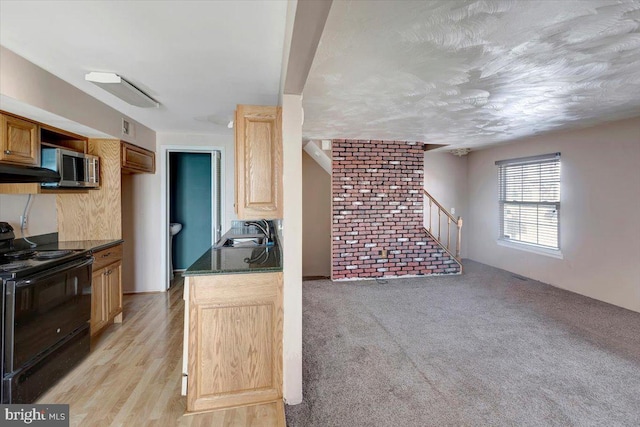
left=169, top=223, right=183, bottom=280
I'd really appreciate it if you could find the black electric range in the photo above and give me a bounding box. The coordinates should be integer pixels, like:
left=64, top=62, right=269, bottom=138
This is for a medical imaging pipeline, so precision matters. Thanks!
left=0, top=248, right=90, bottom=279
left=1, top=221, right=93, bottom=404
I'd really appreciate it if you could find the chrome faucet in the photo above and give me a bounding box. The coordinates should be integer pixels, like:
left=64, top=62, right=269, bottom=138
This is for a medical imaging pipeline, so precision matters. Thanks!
left=244, top=220, right=271, bottom=243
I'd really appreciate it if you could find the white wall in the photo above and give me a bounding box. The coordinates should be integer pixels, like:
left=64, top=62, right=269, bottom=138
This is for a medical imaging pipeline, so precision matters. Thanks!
left=424, top=152, right=468, bottom=257
left=124, top=132, right=236, bottom=294
left=0, top=46, right=155, bottom=150
left=121, top=174, right=136, bottom=294
left=122, top=170, right=161, bottom=293
left=282, top=94, right=303, bottom=404
left=467, top=117, right=640, bottom=312
left=0, top=194, right=57, bottom=237
left=302, top=150, right=331, bottom=276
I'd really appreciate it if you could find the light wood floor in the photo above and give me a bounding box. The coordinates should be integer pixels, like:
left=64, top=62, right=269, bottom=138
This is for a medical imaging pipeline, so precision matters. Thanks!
left=37, top=277, right=285, bottom=427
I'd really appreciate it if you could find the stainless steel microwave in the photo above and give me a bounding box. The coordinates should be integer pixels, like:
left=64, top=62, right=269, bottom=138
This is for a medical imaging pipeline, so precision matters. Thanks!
left=40, top=147, right=99, bottom=188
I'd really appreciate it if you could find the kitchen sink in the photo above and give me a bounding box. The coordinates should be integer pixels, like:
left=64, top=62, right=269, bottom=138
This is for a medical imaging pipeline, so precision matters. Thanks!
left=217, top=235, right=267, bottom=248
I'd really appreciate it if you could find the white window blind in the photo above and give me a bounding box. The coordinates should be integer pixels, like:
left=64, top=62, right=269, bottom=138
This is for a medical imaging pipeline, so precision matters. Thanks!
left=496, top=153, right=560, bottom=250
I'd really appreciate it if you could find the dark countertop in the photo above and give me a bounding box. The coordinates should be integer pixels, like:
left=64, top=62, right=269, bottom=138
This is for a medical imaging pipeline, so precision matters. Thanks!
left=184, top=226, right=282, bottom=276
left=42, top=240, right=124, bottom=252
left=13, top=233, right=123, bottom=253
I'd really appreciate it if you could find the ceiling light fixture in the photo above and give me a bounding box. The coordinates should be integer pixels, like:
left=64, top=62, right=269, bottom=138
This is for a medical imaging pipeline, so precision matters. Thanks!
left=85, top=72, right=159, bottom=108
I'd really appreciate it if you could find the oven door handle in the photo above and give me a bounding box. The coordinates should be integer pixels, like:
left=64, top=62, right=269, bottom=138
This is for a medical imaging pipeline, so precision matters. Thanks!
left=14, top=257, right=94, bottom=288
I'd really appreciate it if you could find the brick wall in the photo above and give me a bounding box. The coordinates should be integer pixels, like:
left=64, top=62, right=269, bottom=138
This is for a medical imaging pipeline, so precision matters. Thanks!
left=331, top=139, right=460, bottom=280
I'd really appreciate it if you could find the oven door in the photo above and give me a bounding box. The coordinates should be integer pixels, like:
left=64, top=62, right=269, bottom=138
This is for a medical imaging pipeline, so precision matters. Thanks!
left=3, top=257, right=93, bottom=373
left=2, top=324, right=89, bottom=404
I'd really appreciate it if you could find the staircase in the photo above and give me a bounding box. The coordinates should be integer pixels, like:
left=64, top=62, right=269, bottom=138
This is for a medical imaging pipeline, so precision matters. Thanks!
left=423, top=189, right=463, bottom=273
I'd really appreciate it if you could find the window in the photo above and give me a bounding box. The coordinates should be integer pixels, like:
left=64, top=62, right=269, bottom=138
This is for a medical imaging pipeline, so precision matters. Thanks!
left=497, top=153, right=561, bottom=251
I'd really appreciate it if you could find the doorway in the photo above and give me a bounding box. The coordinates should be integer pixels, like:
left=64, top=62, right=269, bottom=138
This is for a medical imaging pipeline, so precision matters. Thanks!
left=165, top=149, right=222, bottom=288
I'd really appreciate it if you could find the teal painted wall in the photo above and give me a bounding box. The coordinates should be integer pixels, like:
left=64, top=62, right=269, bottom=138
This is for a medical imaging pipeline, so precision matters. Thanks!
left=169, top=153, right=212, bottom=269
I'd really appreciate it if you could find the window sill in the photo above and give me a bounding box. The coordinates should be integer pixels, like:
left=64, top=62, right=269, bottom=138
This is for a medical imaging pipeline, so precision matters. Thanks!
left=496, top=239, right=564, bottom=259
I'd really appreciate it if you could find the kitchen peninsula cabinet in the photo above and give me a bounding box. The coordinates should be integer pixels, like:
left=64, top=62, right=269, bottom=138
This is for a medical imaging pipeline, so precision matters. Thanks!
left=0, top=113, right=39, bottom=166
left=235, top=105, right=282, bottom=220
left=90, top=243, right=123, bottom=335
left=185, top=271, right=283, bottom=412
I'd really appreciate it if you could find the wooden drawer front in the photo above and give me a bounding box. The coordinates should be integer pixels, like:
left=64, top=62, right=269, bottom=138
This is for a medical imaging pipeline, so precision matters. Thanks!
left=122, top=142, right=155, bottom=173
left=93, top=244, right=123, bottom=271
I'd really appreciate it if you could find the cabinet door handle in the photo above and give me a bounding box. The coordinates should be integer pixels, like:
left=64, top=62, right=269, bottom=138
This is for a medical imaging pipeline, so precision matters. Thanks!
left=101, top=252, right=112, bottom=258
left=4, top=150, right=11, bottom=154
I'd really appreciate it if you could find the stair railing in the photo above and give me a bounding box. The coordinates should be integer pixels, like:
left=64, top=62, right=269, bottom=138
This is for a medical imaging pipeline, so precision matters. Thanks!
left=423, top=189, right=463, bottom=260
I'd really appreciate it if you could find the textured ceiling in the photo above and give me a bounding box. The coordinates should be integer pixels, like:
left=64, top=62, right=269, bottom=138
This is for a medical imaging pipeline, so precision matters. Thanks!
left=0, top=0, right=287, bottom=134
left=302, top=0, right=640, bottom=148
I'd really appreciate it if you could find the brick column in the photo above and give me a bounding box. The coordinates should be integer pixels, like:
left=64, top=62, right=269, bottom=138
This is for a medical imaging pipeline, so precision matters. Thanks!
left=331, top=139, right=460, bottom=280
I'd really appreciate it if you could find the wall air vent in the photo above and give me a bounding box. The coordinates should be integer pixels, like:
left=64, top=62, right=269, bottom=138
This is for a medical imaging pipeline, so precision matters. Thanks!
left=122, top=118, right=135, bottom=138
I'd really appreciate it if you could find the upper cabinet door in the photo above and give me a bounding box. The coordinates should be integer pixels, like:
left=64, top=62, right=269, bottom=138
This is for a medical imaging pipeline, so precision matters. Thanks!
left=235, top=105, right=282, bottom=220
left=121, top=142, right=156, bottom=174
left=0, top=114, right=39, bottom=166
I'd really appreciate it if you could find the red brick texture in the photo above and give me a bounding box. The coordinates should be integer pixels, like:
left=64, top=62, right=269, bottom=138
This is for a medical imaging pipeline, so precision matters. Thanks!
left=331, top=139, right=461, bottom=280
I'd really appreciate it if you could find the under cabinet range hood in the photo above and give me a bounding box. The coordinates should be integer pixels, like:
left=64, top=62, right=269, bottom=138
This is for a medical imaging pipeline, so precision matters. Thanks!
left=0, top=163, right=61, bottom=184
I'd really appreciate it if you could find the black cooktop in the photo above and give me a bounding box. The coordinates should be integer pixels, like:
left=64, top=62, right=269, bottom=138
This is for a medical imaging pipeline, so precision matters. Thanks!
left=0, top=221, right=92, bottom=280
left=0, top=248, right=90, bottom=280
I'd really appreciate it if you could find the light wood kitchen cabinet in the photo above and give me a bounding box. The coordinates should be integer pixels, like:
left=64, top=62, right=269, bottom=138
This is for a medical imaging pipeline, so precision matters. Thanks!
left=235, top=105, right=282, bottom=220
left=106, top=262, right=122, bottom=319
left=185, top=272, right=283, bottom=413
left=0, top=114, right=91, bottom=194
left=121, top=141, right=155, bottom=174
left=91, top=244, right=123, bottom=335
left=0, top=113, right=39, bottom=166
left=91, top=269, right=109, bottom=333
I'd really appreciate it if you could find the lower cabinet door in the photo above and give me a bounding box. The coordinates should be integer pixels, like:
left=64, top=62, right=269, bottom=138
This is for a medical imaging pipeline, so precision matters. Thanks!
left=90, top=269, right=108, bottom=334
left=107, top=262, right=122, bottom=319
left=187, top=272, right=283, bottom=412
left=91, top=261, right=123, bottom=335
